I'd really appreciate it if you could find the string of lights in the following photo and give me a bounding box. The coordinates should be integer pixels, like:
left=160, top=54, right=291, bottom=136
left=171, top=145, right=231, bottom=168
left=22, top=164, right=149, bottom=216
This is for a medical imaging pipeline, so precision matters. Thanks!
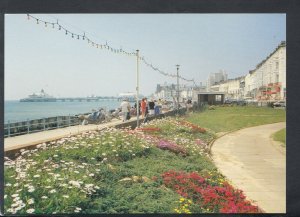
left=27, top=14, right=195, bottom=83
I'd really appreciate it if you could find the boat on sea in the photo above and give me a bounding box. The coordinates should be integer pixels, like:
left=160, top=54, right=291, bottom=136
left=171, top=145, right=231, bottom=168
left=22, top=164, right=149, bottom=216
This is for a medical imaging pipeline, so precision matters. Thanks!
left=20, top=89, right=56, bottom=102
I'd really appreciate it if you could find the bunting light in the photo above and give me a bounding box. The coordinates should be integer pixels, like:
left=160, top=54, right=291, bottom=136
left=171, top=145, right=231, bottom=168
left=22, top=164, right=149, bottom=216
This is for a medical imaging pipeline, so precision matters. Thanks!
left=27, top=14, right=195, bottom=83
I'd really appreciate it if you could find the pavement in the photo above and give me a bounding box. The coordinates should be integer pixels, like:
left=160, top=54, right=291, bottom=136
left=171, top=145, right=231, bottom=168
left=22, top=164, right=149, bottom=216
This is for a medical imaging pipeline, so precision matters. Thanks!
left=4, top=109, right=173, bottom=153
left=211, top=122, right=286, bottom=213
left=4, top=118, right=127, bottom=152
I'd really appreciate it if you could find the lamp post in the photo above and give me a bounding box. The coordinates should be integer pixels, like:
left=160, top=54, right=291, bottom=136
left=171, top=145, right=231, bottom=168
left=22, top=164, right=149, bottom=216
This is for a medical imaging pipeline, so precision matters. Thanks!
left=176, top=65, right=180, bottom=111
left=136, top=50, right=140, bottom=128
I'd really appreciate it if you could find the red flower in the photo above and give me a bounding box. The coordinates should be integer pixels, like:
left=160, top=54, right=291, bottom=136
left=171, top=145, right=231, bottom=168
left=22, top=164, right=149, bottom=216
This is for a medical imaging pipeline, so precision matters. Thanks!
left=160, top=170, right=260, bottom=213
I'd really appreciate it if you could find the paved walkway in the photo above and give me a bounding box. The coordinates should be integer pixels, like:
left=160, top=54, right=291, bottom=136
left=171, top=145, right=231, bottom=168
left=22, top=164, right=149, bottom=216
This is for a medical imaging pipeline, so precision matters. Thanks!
left=211, top=122, right=286, bottom=213
left=4, top=110, right=173, bottom=153
left=4, top=118, right=128, bottom=152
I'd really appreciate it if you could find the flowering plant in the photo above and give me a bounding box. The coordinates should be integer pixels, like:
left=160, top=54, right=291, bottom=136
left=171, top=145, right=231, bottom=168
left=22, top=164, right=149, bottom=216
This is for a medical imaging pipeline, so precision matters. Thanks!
left=3, top=117, right=224, bottom=214
left=4, top=128, right=153, bottom=214
left=174, top=197, right=192, bottom=214
left=179, top=120, right=206, bottom=133
left=136, top=118, right=213, bottom=157
left=161, top=170, right=259, bottom=213
left=157, top=139, right=187, bottom=155
left=136, top=127, right=161, bottom=132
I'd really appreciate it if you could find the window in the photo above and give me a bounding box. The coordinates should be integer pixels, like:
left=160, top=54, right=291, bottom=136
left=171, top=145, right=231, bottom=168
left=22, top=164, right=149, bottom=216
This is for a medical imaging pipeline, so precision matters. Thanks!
left=215, top=95, right=222, bottom=101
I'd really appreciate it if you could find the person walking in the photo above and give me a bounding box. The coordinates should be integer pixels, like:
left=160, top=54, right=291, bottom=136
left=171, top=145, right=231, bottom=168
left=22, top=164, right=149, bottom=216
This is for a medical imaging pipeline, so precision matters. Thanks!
left=148, top=99, right=155, bottom=115
left=141, top=98, right=147, bottom=118
left=145, top=98, right=149, bottom=115
left=134, top=100, right=141, bottom=116
left=187, top=99, right=192, bottom=113
left=120, top=98, right=131, bottom=122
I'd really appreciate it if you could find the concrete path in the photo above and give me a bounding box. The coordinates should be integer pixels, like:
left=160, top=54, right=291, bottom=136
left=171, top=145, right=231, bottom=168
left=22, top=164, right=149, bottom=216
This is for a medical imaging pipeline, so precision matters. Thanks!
left=4, top=109, right=172, bottom=153
left=211, top=122, right=286, bottom=213
left=4, top=118, right=124, bottom=152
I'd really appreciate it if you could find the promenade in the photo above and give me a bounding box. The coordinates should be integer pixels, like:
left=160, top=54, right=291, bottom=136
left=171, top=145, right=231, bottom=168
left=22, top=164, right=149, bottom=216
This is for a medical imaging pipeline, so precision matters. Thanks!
left=211, top=122, right=286, bottom=213
left=4, top=109, right=176, bottom=153
left=5, top=117, right=133, bottom=152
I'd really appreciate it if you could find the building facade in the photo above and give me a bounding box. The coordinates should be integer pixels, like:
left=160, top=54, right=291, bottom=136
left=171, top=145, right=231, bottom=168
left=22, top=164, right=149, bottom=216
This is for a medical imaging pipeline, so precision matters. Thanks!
left=205, top=41, right=286, bottom=101
left=206, top=70, right=228, bottom=91
left=244, top=41, right=286, bottom=101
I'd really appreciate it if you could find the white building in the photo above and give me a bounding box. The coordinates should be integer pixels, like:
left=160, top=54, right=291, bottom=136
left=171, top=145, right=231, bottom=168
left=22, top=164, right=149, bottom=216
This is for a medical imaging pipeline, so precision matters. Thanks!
left=211, top=77, right=244, bottom=100
left=244, top=70, right=257, bottom=98
left=206, top=70, right=228, bottom=91
left=154, top=84, right=177, bottom=100
left=180, top=86, right=193, bottom=100
left=244, top=41, right=286, bottom=100
left=154, top=42, right=286, bottom=103
left=155, top=83, right=199, bottom=102
left=208, top=41, right=286, bottom=101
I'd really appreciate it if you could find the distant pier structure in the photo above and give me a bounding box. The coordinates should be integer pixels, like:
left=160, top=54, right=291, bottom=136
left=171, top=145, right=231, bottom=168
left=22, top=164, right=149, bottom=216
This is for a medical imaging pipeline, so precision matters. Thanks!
left=56, top=96, right=119, bottom=102
left=20, top=90, right=120, bottom=102
left=20, top=96, right=119, bottom=102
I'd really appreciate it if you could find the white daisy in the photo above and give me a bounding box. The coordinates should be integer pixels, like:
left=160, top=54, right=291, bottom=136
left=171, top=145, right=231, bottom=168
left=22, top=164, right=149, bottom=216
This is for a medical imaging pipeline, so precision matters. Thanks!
left=49, top=189, right=56, bottom=194
left=26, top=208, right=35, bottom=213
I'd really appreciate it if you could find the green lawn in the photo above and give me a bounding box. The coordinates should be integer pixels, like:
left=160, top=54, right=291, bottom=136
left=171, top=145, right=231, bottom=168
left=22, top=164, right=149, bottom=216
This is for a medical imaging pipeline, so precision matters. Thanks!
left=187, top=106, right=286, bottom=133
left=272, top=128, right=286, bottom=146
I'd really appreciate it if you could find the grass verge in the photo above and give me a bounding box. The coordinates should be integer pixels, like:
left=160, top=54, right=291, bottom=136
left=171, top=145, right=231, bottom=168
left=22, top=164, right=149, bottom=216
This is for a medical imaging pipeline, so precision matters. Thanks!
left=272, top=128, right=286, bottom=146
left=186, top=106, right=286, bottom=133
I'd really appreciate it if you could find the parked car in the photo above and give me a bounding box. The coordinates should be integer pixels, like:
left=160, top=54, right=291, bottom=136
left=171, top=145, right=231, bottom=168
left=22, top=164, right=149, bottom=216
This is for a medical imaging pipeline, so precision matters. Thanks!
left=273, top=101, right=286, bottom=108
left=224, top=99, right=238, bottom=104
left=224, top=99, right=246, bottom=106
left=244, top=98, right=258, bottom=103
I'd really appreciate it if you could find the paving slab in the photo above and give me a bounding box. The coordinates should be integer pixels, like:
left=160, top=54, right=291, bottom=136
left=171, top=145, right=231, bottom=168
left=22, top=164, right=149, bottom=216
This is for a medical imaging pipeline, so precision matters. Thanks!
left=211, top=122, right=286, bottom=213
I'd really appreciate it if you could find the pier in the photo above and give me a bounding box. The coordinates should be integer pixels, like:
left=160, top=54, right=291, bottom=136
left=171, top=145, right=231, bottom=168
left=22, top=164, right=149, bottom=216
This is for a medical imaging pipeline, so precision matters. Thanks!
left=57, top=96, right=119, bottom=102
left=20, top=96, right=120, bottom=102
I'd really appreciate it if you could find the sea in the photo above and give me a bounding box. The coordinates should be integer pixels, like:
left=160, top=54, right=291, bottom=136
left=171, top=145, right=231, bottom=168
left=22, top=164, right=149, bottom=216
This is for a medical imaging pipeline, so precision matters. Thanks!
left=4, top=100, right=127, bottom=124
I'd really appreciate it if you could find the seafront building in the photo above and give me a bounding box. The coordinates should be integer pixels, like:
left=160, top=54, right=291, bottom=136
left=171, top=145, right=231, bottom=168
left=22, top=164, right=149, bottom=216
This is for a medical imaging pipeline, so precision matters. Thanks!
left=204, top=41, right=286, bottom=101
left=244, top=41, right=286, bottom=101
left=154, top=83, right=177, bottom=100
left=154, top=41, right=286, bottom=103
left=210, top=76, right=245, bottom=100
left=154, top=83, right=206, bottom=102
left=206, top=70, right=228, bottom=92
left=154, top=83, right=191, bottom=102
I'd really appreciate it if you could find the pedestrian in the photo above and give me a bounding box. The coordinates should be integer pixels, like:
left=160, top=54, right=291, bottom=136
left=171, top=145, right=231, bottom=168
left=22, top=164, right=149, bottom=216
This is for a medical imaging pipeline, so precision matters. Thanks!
left=187, top=99, right=192, bottom=113
left=120, top=98, right=131, bottom=122
left=148, top=99, right=155, bottom=115
left=130, top=106, right=136, bottom=116
left=141, top=98, right=147, bottom=118
left=145, top=98, right=149, bottom=115
left=134, top=101, right=141, bottom=116
left=154, top=100, right=160, bottom=115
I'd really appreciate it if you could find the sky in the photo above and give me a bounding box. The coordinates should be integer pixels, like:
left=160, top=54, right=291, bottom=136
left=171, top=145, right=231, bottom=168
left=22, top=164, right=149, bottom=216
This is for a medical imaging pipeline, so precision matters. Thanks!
left=5, top=14, right=286, bottom=100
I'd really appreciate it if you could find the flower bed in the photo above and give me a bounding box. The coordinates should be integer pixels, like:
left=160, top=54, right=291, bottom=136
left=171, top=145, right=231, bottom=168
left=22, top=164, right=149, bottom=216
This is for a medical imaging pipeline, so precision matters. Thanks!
left=179, top=120, right=207, bottom=133
left=157, top=139, right=187, bottom=155
left=4, top=116, right=258, bottom=214
left=137, top=118, right=213, bottom=156
left=4, top=128, right=153, bottom=214
left=136, top=127, right=161, bottom=132
left=161, top=170, right=259, bottom=213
